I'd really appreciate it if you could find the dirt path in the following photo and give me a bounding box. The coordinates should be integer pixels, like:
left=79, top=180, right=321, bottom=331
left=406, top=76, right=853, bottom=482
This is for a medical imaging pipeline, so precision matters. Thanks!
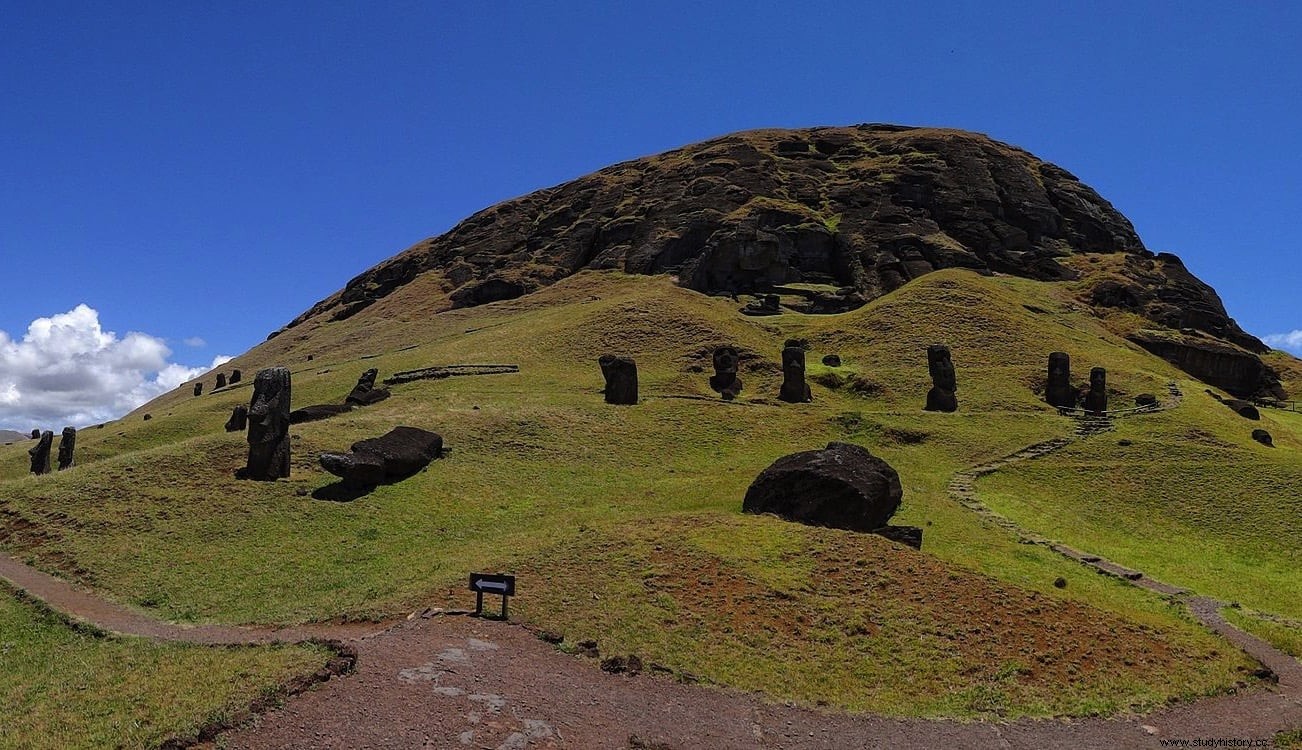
left=3, top=380, right=1300, bottom=748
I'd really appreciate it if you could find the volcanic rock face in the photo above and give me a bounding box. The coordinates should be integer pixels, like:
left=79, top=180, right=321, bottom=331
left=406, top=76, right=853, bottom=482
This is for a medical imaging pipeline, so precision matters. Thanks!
left=742, top=442, right=902, bottom=533
left=1128, top=331, right=1284, bottom=400
left=272, top=123, right=1281, bottom=398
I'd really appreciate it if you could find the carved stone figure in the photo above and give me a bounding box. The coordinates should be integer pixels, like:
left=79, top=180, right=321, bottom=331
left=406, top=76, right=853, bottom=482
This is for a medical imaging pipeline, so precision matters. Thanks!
left=193, top=382, right=203, bottom=397
left=238, top=367, right=291, bottom=480
left=778, top=346, right=812, bottom=403
left=319, top=426, right=444, bottom=489
left=743, top=442, right=903, bottom=532
left=345, top=368, right=391, bottom=406
left=30, top=429, right=39, bottom=439
left=230, top=369, right=242, bottom=384
left=924, top=344, right=957, bottom=412
left=29, top=431, right=52, bottom=475
left=215, top=373, right=227, bottom=389
left=709, top=346, right=744, bottom=400
left=225, top=405, right=248, bottom=432
left=1083, top=366, right=1108, bottom=415
left=599, top=355, right=638, bottom=404
left=1251, top=429, right=1273, bottom=447
left=1045, top=352, right=1075, bottom=409
left=57, top=427, right=75, bottom=470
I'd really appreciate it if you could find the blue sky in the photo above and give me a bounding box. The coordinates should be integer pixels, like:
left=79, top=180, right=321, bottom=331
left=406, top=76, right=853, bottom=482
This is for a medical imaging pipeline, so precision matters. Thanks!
left=2, top=1, right=1299, bottom=429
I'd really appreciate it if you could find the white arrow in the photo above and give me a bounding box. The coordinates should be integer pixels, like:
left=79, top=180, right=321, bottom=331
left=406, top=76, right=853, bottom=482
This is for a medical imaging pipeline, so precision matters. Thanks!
left=475, top=581, right=509, bottom=592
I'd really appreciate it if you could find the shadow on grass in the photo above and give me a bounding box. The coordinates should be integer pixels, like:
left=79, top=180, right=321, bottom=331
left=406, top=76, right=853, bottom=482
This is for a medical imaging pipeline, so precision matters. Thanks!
left=311, top=481, right=377, bottom=502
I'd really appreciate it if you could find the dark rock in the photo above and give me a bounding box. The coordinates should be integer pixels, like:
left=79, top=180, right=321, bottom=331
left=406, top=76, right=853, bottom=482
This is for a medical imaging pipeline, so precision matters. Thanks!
left=1224, top=399, right=1260, bottom=420
left=57, top=427, right=75, bottom=471
left=193, top=382, right=203, bottom=397
left=28, top=431, right=52, bottom=475
left=289, top=404, right=354, bottom=424
left=1045, top=352, right=1076, bottom=409
left=215, top=373, right=227, bottom=389
left=599, top=355, right=638, bottom=404
left=345, top=368, right=391, bottom=406
left=822, top=354, right=841, bottom=367
left=778, top=346, right=812, bottom=403
left=238, top=367, right=291, bottom=481
left=143, top=414, right=151, bottom=421
left=1118, top=439, right=1133, bottom=446
left=30, top=429, right=39, bottom=439
left=742, top=441, right=903, bottom=532
left=1128, top=330, right=1284, bottom=400
left=924, top=344, right=957, bottom=412
left=576, top=640, right=600, bottom=658
left=538, top=631, right=564, bottom=645
left=600, top=656, right=629, bottom=674
left=230, top=369, right=242, bottom=384
left=1135, top=393, right=1158, bottom=408
left=1082, top=367, right=1108, bottom=415
left=1251, top=429, right=1273, bottom=447
left=873, top=525, right=922, bottom=549
left=741, top=293, right=781, bottom=316
left=708, top=346, right=743, bottom=400
left=318, top=426, right=444, bottom=488
left=225, top=405, right=248, bottom=432
left=1053, top=577, right=1067, bottom=589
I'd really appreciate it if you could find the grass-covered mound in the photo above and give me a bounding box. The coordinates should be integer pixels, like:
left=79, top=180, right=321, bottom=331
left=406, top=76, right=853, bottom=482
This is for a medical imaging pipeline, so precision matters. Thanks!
left=0, top=268, right=1294, bottom=719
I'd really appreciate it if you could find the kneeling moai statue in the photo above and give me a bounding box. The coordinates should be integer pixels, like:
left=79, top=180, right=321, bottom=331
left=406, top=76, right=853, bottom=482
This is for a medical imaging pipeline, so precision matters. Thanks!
left=709, top=346, right=744, bottom=400
left=1083, top=366, right=1108, bottom=415
left=599, top=355, right=638, bottom=405
left=240, top=366, right=291, bottom=480
left=57, top=426, right=76, bottom=471
left=778, top=345, right=812, bottom=403
left=924, top=344, right=958, bottom=412
left=1045, top=352, right=1076, bottom=410
left=29, top=430, right=53, bottom=475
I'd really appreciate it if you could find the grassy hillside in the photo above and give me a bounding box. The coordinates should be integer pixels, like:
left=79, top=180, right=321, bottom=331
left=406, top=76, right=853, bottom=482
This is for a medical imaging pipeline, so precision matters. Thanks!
left=1, top=268, right=1297, bottom=720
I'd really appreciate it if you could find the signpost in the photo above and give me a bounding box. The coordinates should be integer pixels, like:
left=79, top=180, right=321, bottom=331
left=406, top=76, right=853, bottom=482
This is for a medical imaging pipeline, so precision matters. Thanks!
left=468, top=573, right=516, bottom=620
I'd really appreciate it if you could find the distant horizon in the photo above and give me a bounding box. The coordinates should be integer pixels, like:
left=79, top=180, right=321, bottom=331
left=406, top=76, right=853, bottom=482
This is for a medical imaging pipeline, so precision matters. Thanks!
left=3, top=3, right=1299, bottom=429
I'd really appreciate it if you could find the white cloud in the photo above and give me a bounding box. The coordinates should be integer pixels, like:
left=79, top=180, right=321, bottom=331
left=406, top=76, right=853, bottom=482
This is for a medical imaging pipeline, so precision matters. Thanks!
left=0, top=305, right=234, bottom=431
left=1263, top=330, right=1302, bottom=355
left=182, top=336, right=206, bottom=347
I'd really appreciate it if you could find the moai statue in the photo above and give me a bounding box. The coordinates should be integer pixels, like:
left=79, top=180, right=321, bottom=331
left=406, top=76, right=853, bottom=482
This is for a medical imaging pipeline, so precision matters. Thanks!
left=924, top=344, right=958, bottom=412
left=345, top=368, right=390, bottom=406
left=225, top=405, right=248, bottom=432
left=1045, top=352, right=1075, bottom=410
left=193, top=382, right=203, bottom=397
left=230, top=369, right=242, bottom=384
left=28, top=431, right=53, bottom=475
left=238, top=367, right=291, bottom=480
left=215, top=373, right=227, bottom=389
left=30, top=429, right=39, bottom=440
left=778, top=345, right=812, bottom=403
left=57, top=427, right=76, bottom=471
left=598, top=355, right=638, bottom=405
left=1083, top=367, right=1108, bottom=415
left=709, top=346, right=744, bottom=400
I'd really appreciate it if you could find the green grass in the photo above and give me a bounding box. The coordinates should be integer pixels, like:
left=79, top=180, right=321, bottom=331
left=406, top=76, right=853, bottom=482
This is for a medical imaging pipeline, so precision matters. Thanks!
left=1223, top=608, right=1302, bottom=659
left=0, top=587, right=328, bottom=750
left=0, top=269, right=1290, bottom=721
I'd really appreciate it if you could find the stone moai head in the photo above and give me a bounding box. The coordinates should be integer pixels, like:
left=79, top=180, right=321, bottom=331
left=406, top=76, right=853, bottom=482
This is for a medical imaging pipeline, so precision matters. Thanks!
left=1045, top=351, right=1075, bottom=409
left=1048, top=352, right=1070, bottom=383
left=598, top=355, right=639, bottom=405
left=57, top=426, right=76, bottom=471
left=927, top=345, right=956, bottom=392
left=1090, top=367, right=1106, bottom=391
left=215, top=373, right=227, bottom=389
left=713, top=346, right=739, bottom=377
left=241, top=367, right=292, bottom=480
left=779, top=346, right=812, bottom=403
left=193, top=382, right=203, bottom=397
left=30, top=429, right=39, bottom=440
left=28, top=430, right=53, bottom=475
left=230, top=369, right=242, bottom=384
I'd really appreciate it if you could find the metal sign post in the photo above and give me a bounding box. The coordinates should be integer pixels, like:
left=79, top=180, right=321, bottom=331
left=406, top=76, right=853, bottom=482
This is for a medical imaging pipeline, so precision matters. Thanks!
left=468, top=573, right=516, bottom=620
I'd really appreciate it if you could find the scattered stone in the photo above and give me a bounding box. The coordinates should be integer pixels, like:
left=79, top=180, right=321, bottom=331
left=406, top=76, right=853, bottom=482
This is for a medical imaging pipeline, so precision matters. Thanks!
left=1082, top=367, right=1108, bottom=415
left=345, top=368, right=392, bottom=406
left=238, top=367, right=291, bottom=481
left=225, top=405, right=248, bottom=432
left=924, top=344, right=957, bottom=412
left=28, top=431, right=53, bottom=475
left=740, top=293, right=781, bottom=316
left=743, top=441, right=902, bottom=532
left=289, top=404, right=354, bottom=424
left=872, top=525, right=922, bottom=549
left=382, top=363, right=519, bottom=385
left=599, top=355, right=639, bottom=405
left=56, top=427, right=75, bottom=471
left=1045, top=352, right=1075, bottom=409
left=708, top=346, right=743, bottom=400
left=575, top=640, right=600, bottom=658
left=318, top=426, right=444, bottom=489
left=215, top=373, right=227, bottom=389
left=1251, top=429, right=1273, bottom=447
left=193, top=382, right=203, bottom=397
left=230, top=369, right=242, bottom=384
left=778, top=346, right=812, bottom=403
left=538, top=631, right=564, bottom=645
left=1117, top=439, right=1133, bottom=446
left=1053, top=577, right=1067, bottom=589
left=1134, top=393, right=1158, bottom=407
left=821, top=354, right=841, bottom=367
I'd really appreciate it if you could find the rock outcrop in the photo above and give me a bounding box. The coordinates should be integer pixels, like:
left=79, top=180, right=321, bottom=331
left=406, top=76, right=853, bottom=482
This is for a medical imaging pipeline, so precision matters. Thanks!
left=742, top=442, right=902, bottom=533
left=1129, top=330, right=1283, bottom=400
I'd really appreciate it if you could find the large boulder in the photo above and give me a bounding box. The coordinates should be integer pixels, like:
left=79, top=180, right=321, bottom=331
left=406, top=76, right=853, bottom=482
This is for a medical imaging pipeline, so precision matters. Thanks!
left=319, top=426, right=444, bottom=488
left=742, top=442, right=902, bottom=532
